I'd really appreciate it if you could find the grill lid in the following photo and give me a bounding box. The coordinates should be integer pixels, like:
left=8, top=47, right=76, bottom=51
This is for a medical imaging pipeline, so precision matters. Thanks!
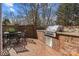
left=46, top=25, right=63, bottom=32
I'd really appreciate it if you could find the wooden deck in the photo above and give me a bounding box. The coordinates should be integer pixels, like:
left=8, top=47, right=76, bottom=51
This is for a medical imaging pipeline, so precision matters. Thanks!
left=9, top=38, right=63, bottom=56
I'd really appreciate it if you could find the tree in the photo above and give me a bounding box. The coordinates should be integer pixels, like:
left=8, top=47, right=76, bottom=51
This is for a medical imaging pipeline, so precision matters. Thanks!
left=3, top=18, right=10, bottom=25
left=57, top=3, right=79, bottom=26
left=40, top=3, right=58, bottom=27
left=9, top=3, right=59, bottom=28
left=16, top=3, right=41, bottom=26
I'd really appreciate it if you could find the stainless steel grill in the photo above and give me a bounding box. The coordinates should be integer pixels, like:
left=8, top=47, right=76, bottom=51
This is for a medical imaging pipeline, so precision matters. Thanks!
left=45, top=25, right=63, bottom=37
left=44, top=25, right=63, bottom=48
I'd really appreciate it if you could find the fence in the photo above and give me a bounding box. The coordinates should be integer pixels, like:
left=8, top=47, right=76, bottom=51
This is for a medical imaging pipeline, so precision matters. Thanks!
left=3, top=25, right=37, bottom=38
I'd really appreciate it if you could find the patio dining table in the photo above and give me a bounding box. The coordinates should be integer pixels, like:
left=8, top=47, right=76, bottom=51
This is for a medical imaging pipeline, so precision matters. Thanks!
left=3, top=31, right=23, bottom=48
left=3, top=31, right=28, bottom=55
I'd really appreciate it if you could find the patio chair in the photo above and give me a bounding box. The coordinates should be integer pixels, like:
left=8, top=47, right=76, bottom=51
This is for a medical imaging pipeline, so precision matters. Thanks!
left=12, top=32, right=29, bottom=53
left=7, top=32, right=19, bottom=48
left=3, top=32, right=10, bottom=48
left=20, top=32, right=27, bottom=45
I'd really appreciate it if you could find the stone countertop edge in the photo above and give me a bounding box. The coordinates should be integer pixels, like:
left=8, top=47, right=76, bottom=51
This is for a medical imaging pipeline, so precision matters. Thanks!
left=57, top=32, right=79, bottom=37
left=37, top=30, right=46, bottom=32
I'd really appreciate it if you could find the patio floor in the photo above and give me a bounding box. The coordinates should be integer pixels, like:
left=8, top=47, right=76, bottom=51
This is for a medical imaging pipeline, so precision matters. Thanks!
left=9, top=38, right=63, bottom=56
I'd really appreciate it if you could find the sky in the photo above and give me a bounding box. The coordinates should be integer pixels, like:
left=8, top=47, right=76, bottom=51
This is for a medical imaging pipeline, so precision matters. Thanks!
left=2, top=3, right=19, bottom=18
left=2, top=3, right=60, bottom=19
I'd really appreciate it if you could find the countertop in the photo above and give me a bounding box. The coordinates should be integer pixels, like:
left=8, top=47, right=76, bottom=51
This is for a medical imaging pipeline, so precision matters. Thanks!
left=37, top=30, right=79, bottom=37
left=57, top=32, right=79, bottom=37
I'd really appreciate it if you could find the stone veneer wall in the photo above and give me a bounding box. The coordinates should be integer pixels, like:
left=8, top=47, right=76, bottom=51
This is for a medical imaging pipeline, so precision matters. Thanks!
left=37, top=30, right=45, bottom=43
left=58, top=35, right=79, bottom=56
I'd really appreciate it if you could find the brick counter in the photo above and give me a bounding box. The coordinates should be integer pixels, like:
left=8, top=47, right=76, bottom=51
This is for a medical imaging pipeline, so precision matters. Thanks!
left=37, top=30, right=45, bottom=43
left=57, top=32, right=79, bottom=56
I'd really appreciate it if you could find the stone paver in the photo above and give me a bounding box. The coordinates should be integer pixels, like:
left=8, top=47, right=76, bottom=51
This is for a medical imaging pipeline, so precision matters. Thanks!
left=9, top=38, right=63, bottom=56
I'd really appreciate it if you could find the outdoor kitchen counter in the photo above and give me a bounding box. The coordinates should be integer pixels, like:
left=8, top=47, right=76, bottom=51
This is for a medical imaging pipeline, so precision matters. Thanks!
left=57, top=32, right=79, bottom=56
left=57, top=32, right=79, bottom=37
left=37, top=30, right=45, bottom=43
left=37, top=30, right=45, bottom=32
